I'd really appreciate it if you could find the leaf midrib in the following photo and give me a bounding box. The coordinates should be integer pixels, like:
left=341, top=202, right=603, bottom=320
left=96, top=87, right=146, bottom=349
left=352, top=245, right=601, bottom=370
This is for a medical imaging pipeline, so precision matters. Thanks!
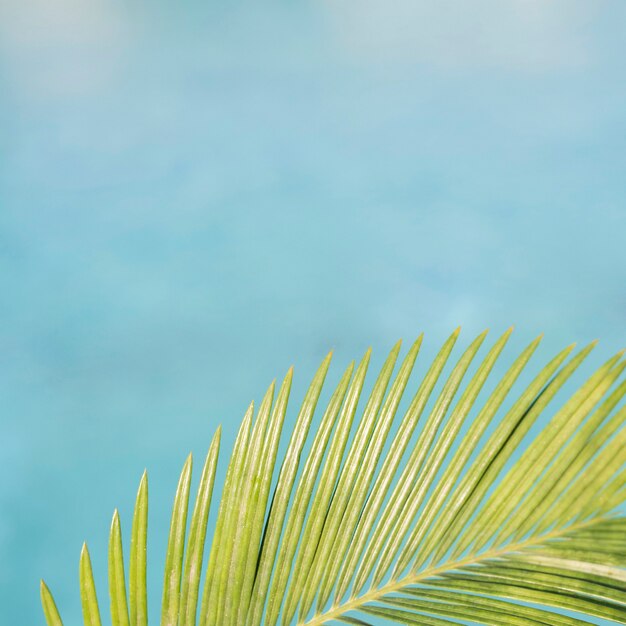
left=299, top=516, right=609, bottom=626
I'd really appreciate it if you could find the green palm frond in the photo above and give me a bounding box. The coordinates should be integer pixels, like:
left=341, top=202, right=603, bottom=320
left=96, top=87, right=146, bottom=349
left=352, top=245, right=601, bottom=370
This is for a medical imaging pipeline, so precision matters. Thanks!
left=41, top=329, right=626, bottom=625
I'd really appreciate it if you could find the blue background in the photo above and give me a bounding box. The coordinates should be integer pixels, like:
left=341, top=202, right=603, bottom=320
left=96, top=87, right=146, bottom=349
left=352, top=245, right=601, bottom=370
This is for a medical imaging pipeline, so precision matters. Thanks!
left=1, top=1, right=625, bottom=623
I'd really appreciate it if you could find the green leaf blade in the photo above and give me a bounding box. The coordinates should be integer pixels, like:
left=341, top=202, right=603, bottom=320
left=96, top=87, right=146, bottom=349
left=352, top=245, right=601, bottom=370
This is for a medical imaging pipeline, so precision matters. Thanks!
left=108, top=510, right=130, bottom=626
left=79, top=543, right=102, bottom=626
left=179, top=427, right=221, bottom=626
left=39, top=331, right=626, bottom=626
left=160, top=454, right=193, bottom=626
left=40, top=580, right=64, bottom=626
left=129, top=471, right=148, bottom=626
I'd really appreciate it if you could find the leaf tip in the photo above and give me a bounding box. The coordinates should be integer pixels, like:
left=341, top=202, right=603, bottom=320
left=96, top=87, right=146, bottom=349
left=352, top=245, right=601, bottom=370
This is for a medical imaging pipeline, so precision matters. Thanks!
left=470, top=328, right=490, bottom=347
left=138, top=469, right=148, bottom=494
left=578, top=339, right=599, bottom=358
left=317, top=350, right=334, bottom=374
left=80, top=542, right=90, bottom=567
left=411, top=334, right=424, bottom=351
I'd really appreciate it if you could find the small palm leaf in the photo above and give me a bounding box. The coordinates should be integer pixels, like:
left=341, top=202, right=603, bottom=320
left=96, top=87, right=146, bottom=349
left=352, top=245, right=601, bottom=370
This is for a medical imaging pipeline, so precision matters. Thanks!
left=41, top=330, right=626, bottom=625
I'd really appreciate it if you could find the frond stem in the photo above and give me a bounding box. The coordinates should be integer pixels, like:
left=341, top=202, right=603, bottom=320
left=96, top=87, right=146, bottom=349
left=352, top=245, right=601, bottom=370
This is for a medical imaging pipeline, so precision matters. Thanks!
left=299, top=516, right=607, bottom=626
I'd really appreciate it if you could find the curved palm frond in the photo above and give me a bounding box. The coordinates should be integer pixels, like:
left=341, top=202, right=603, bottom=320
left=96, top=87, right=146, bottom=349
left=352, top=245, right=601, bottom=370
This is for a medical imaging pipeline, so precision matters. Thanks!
left=41, top=329, right=626, bottom=625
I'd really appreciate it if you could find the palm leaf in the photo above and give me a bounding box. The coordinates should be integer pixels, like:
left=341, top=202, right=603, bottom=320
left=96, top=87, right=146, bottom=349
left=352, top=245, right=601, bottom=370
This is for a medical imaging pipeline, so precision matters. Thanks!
left=40, top=330, right=626, bottom=625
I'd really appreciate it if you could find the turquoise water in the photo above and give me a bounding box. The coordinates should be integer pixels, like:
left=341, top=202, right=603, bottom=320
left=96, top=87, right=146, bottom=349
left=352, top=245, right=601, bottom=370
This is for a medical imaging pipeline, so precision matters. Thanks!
left=1, top=2, right=625, bottom=624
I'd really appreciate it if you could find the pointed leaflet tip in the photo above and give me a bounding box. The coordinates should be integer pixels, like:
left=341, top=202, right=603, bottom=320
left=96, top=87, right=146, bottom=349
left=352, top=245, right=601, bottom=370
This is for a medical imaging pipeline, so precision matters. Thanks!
left=315, top=351, right=333, bottom=375
left=465, top=329, right=489, bottom=350
left=79, top=541, right=102, bottom=626
left=279, top=367, right=294, bottom=399
left=386, top=340, right=402, bottom=364
left=40, top=578, right=51, bottom=598
left=576, top=339, right=598, bottom=358
left=527, top=333, right=544, bottom=349
left=498, top=327, right=514, bottom=342
left=41, top=579, right=64, bottom=626
left=135, top=471, right=148, bottom=503
left=266, top=378, right=277, bottom=399
left=317, top=350, right=334, bottom=382
left=408, top=335, right=424, bottom=354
